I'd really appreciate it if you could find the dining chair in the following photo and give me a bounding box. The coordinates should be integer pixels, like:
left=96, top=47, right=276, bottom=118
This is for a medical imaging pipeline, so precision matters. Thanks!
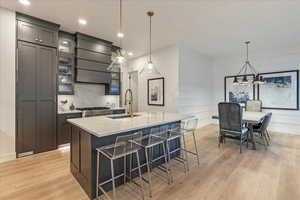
left=253, top=113, right=272, bottom=149
left=218, top=102, right=249, bottom=153
left=245, top=100, right=262, bottom=112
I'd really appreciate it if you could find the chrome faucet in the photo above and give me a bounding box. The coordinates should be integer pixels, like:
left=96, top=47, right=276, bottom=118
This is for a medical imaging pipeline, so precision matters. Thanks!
left=125, top=88, right=134, bottom=117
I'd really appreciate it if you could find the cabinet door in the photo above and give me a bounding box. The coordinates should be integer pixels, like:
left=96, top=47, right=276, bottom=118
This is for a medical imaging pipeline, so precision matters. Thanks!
left=76, top=69, right=111, bottom=84
left=17, top=21, right=39, bottom=44
left=36, top=46, right=57, bottom=153
left=71, top=126, right=80, bottom=170
left=17, top=42, right=38, bottom=154
left=77, top=49, right=111, bottom=64
left=38, top=26, right=58, bottom=48
left=18, top=20, right=58, bottom=47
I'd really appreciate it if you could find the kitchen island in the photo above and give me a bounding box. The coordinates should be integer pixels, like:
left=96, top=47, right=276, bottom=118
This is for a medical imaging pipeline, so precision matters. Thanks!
left=68, top=112, right=191, bottom=199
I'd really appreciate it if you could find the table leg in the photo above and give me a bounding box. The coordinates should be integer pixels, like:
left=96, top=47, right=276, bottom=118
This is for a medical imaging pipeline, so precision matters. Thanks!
left=249, top=124, right=256, bottom=150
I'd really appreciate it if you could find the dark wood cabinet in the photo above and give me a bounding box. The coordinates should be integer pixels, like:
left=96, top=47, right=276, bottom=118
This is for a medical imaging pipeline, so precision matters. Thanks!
left=17, top=41, right=57, bottom=155
left=71, top=126, right=80, bottom=171
left=57, top=112, right=82, bottom=146
left=17, top=13, right=59, bottom=48
left=76, top=49, right=111, bottom=64
left=77, top=58, right=110, bottom=72
left=76, top=69, right=111, bottom=84
left=76, top=32, right=112, bottom=55
left=58, top=31, right=76, bottom=95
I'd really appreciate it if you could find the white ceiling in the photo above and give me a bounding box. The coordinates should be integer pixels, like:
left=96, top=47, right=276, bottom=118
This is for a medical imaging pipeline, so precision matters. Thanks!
left=1, top=0, right=300, bottom=58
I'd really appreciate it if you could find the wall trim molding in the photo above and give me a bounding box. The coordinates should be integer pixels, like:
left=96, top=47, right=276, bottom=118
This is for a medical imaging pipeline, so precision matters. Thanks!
left=0, top=152, right=16, bottom=163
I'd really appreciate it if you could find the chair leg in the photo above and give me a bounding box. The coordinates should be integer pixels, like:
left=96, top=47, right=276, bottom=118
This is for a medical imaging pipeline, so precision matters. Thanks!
left=110, top=159, right=116, bottom=200
left=218, top=135, right=222, bottom=148
left=264, top=131, right=270, bottom=146
left=246, top=132, right=249, bottom=148
left=144, top=148, right=152, bottom=197
left=192, top=131, right=200, bottom=167
left=96, top=151, right=100, bottom=199
left=136, top=151, right=145, bottom=200
left=262, top=134, right=268, bottom=150
left=182, top=134, right=190, bottom=172
left=266, top=130, right=271, bottom=142
left=240, top=137, right=242, bottom=154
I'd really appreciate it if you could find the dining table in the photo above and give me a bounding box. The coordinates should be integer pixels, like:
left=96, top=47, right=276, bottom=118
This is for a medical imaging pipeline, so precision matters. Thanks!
left=212, top=111, right=271, bottom=150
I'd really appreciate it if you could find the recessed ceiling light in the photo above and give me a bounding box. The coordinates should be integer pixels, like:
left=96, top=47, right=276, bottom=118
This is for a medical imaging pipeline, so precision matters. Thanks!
left=19, top=0, right=31, bottom=5
left=128, top=52, right=133, bottom=56
left=78, top=18, right=87, bottom=25
left=62, top=41, right=68, bottom=45
left=117, top=32, right=124, bottom=38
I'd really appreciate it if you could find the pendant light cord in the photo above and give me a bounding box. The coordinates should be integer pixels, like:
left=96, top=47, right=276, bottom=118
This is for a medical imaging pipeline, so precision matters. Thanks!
left=149, top=13, right=152, bottom=62
left=119, top=0, right=122, bottom=48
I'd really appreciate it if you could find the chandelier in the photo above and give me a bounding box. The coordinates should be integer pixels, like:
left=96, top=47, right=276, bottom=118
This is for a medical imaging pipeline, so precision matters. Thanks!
left=233, top=41, right=264, bottom=85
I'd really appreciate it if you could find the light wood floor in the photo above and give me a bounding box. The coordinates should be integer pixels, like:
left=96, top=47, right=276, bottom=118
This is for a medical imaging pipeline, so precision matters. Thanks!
left=1, top=124, right=300, bottom=200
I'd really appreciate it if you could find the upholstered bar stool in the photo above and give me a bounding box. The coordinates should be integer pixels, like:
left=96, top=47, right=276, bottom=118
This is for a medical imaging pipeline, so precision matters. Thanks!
left=96, top=132, right=144, bottom=200
left=169, top=118, right=200, bottom=171
left=132, top=128, right=172, bottom=197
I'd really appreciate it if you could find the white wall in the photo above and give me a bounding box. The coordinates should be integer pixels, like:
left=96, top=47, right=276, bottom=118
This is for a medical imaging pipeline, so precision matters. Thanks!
left=0, top=8, right=16, bottom=162
left=126, top=45, right=179, bottom=113
left=178, top=45, right=214, bottom=127
left=212, top=51, right=300, bottom=134
left=58, top=84, right=119, bottom=111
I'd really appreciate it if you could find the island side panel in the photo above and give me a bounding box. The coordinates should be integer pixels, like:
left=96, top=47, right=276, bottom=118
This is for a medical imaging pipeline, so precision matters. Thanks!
left=70, top=125, right=93, bottom=199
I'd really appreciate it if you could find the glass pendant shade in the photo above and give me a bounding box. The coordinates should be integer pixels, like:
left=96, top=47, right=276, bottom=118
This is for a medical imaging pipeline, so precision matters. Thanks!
left=253, top=75, right=264, bottom=85
left=241, top=75, right=249, bottom=85
left=140, top=60, right=161, bottom=76
left=233, top=76, right=239, bottom=85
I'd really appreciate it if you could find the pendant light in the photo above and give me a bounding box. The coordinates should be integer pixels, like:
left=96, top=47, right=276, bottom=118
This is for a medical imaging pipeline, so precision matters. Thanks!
left=140, top=11, right=161, bottom=76
left=107, top=0, right=127, bottom=71
left=233, top=41, right=264, bottom=85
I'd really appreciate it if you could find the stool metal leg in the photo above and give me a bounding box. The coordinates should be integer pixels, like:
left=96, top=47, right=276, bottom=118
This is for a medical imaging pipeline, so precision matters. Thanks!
left=192, top=131, right=200, bottom=167
left=129, top=153, right=132, bottom=181
left=124, top=155, right=127, bottom=184
left=136, top=151, right=145, bottom=200
left=96, top=151, right=100, bottom=199
left=166, top=140, right=174, bottom=182
left=182, top=134, right=190, bottom=172
left=144, top=148, right=152, bottom=197
left=162, top=142, right=172, bottom=184
left=110, top=159, right=116, bottom=200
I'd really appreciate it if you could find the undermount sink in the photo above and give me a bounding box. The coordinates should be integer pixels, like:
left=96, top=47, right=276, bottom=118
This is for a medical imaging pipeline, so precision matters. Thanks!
left=107, top=114, right=140, bottom=119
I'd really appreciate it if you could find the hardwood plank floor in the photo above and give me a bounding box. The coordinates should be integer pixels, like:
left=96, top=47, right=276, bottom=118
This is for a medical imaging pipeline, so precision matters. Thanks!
left=1, top=124, right=300, bottom=200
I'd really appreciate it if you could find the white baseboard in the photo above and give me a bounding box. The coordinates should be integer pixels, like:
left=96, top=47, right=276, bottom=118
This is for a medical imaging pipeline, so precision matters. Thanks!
left=0, top=152, right=16, bottom=163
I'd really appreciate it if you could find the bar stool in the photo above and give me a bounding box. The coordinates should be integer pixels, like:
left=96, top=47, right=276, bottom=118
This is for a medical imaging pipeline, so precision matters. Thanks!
left=132, top=128, right=172, bottom=197
left=155, top=124, right=188, bottom=181
left=96, top=131, right=144, bottom=200
left=169, top=118, right=200, bottom=171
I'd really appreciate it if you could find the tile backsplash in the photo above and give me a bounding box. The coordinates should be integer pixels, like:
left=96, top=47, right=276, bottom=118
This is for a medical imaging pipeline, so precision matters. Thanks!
left=58, top=83, right=120, bottom=111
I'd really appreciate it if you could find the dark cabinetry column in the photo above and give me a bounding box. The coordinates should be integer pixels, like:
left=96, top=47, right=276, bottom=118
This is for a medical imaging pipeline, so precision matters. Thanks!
left=17, top=41, right=57, bottom=155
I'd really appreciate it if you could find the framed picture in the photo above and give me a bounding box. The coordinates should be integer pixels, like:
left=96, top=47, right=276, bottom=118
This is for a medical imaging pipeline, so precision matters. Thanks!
left=224, top=74, right=256, bottom=105
left=148, top=77, right=165, bottom=106
left=258, top=70, right=299, bottom=110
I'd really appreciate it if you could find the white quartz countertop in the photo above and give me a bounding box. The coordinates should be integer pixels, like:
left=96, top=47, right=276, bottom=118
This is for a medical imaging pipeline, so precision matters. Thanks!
left=67, top=112, right=192, bottom=138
